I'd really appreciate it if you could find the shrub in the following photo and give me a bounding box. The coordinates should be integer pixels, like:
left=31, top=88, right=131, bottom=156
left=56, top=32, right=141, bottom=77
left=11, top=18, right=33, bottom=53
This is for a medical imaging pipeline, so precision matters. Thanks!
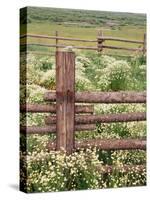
left=38, top=57, right=53, bottom=72
left=97, top=60, right=131, bottom=91
left=39, top=70, right=56, bottom=90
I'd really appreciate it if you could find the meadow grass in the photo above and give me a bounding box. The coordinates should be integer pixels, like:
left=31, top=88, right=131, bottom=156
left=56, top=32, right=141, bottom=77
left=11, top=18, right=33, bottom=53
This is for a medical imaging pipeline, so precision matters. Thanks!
left=20, top=22, right=146, bottom=56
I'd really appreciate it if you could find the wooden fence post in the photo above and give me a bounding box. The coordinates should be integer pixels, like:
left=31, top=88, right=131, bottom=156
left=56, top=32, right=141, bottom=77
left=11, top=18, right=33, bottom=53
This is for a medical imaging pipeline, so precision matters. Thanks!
left=97, top=30, right=103, bottom=52
left=143, top=33, right=146, bottom=55
left=56, top=49, right=75, bottom=154
left=55, top=31, right=58, bottom=51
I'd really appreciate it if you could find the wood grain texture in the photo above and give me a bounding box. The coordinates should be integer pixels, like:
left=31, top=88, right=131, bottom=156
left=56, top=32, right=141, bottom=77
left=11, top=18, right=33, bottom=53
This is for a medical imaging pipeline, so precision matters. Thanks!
left=45, top=112, right=146, bottom=124
left=75, top=138, right=146, bottom=150
left=44, top=91, right=146, bottom=103
left=56, top=51, right=75, bottom=154
left=97, top=30, right=103, bottom=52
left=47, top=138, right=146, bottom=151
left=20, top=103, right=94, bottom=113
left=20, top=124, right=96, bottom=134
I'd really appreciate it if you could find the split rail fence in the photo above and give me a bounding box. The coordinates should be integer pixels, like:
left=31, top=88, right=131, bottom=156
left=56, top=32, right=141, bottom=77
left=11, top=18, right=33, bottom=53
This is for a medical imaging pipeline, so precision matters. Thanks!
left=20, top=50, right=146, bottom=174
left=20, top=31, right=146, bottom=55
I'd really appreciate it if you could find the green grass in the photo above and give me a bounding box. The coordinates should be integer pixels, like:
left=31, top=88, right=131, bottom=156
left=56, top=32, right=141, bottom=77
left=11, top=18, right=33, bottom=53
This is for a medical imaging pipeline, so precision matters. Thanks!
left=20, top=22, right=146, bottom=56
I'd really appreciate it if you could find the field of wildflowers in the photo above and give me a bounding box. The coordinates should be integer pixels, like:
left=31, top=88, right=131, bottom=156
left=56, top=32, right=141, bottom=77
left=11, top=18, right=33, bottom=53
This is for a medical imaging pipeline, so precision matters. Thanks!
left=20, top=51, right=146, bottom=192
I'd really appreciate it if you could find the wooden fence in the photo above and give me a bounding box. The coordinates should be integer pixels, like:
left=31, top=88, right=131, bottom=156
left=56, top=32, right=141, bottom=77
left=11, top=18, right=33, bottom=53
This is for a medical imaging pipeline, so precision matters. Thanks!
left=20, top=50, right=146, bottom=173
left=20, top=31, right=146, bottom=54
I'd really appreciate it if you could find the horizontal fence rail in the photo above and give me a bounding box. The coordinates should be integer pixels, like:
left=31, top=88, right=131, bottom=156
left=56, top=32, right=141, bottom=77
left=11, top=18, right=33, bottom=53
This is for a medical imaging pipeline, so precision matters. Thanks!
left=47, top=138, right=146, bottom=151
left=20, top=34, right=144, bottom=44
left=20, top=104, right=94, bottom=113
left=45, top=112, right=146, bottom=124
left=21, top=43, right=99, bottom=51
left=20, top=33, right=145, bottom=53
left=20, top=34, right=97, bottom=42
left=97, top=36, right=144, bottom=44
left=44, top=91, right=146, bottom=103
left=102, top=45, right=142, bottom=51
left=20, top=124, right=96, bottom=134
left=20, top=43, right=143, bottom=52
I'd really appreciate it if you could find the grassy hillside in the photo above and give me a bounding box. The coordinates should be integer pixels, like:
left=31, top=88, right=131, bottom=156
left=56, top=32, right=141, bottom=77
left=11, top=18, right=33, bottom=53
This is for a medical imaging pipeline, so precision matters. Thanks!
left=20, top=7, right=146, bottom=56
left=21, top=7, right=146, bottom=27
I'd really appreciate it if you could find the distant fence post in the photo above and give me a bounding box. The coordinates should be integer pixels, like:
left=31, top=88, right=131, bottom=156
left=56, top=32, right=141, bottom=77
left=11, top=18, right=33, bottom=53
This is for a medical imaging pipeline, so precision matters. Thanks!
left=56, top=49, right=75, bottom=154
left=143, top=33, right=146, bottom=55
left=55, top=31, right=58, bottom=51
left=97, top=30, right=104, bottom=52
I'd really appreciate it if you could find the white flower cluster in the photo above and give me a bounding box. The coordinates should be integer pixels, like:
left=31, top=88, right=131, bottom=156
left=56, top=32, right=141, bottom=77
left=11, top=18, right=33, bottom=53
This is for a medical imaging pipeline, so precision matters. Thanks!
left=26, top=84, right=48, bottom=103
left=20, top=149, right=105, bottom=192
left=20, top=147, right=146, bottom=192
left=97, top=59, right=131, bottom=91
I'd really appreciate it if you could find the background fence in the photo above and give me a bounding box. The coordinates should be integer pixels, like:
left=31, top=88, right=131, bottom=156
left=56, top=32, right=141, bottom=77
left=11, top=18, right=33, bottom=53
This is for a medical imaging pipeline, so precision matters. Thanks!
left=20, top=50, right=146, bottom=174
left=20, top=31, right=146, bottom=56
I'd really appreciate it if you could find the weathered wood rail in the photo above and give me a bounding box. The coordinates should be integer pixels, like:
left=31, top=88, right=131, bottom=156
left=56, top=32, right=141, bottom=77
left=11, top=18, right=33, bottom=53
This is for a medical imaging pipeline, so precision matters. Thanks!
left=20, top=33, right=97, bottom=42
left=20, top=104, right=94, bottom=113
left=20, top=124, right=96, bottom=134
left=47, top=138, right=146, bottom=151
left=44, top=91, right=146, bottom=103
left=97, top=36, right=144, bottom=44
left=20, top=50, right=146, bottom=173
left=45, top=112, right=146, bottom=124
